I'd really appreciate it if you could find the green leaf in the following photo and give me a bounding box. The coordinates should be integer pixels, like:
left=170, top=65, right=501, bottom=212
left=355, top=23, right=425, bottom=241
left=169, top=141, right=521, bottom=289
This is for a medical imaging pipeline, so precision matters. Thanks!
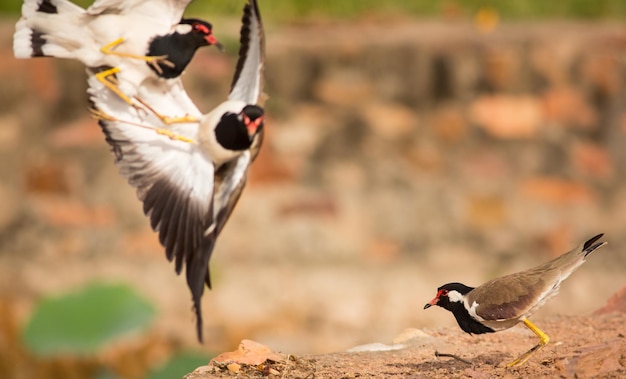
left=22, top=281, right=155, bottom=356
left=148, top=352, right=212, bottom=379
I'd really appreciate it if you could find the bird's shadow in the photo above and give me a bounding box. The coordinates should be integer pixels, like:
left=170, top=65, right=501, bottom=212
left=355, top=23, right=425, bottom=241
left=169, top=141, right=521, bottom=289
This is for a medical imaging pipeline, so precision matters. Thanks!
left=388, top=352, right=509, bottom=373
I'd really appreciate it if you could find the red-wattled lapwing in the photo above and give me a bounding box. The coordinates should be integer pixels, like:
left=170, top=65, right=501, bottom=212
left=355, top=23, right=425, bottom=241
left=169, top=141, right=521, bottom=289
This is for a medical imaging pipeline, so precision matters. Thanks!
left=424, top=234, right=607, bottom=366
left=88, top=0, right=265, bottom=342
left=13, top=0, right=223, bottom=123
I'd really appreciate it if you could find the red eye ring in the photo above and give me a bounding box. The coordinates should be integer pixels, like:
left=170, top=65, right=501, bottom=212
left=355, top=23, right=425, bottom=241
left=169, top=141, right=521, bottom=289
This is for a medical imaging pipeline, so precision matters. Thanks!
left=192, top=23, right=210, bottom=35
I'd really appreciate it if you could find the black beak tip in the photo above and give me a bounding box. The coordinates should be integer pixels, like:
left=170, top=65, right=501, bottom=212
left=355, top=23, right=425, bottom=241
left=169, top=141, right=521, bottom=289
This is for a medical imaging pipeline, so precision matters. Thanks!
left=215, top=41, right=225, bottom=52
left=424, top=303, right=432, bottom=310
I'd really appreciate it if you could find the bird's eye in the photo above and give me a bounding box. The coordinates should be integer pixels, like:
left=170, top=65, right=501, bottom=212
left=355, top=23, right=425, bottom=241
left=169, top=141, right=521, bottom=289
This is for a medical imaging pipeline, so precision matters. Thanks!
left=440, top=289, right=449, bottom=296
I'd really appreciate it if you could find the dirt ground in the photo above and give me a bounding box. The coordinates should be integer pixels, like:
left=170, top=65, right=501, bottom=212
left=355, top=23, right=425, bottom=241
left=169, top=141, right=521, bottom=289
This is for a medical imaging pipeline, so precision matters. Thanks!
left=186, top=308, right=626, bottom=379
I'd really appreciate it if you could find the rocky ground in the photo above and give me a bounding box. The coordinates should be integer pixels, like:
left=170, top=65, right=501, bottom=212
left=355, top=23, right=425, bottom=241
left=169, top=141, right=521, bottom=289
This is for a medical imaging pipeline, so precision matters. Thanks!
left=187, top=310, right=626, bottom=378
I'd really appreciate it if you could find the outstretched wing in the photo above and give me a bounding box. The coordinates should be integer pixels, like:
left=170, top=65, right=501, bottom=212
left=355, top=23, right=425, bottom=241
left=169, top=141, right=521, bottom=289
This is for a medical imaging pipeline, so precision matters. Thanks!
left=87, top=69, right=215, bottom=341
left=87, top=0, right=192, bottom=25
left=212, top=0, right=266, bottom=247
left=228, top=0, right=265, bottom=104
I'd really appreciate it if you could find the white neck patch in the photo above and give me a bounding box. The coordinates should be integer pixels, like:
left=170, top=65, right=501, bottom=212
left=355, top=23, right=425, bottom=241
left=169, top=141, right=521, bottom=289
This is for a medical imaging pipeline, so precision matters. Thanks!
left=174, top=24, right=193, bottom=35
left=447, top=290, right=465, bottom=303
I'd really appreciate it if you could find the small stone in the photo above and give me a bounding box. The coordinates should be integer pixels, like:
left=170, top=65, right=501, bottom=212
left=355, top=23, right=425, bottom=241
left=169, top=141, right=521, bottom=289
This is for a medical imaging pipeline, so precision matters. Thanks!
left=346, top=343, right=405, bottom=353
left=268, top=368, right=280, bottom=375
left=227, top=363, right=241, bottom=373
left=193, top=365, right=213, bottom=374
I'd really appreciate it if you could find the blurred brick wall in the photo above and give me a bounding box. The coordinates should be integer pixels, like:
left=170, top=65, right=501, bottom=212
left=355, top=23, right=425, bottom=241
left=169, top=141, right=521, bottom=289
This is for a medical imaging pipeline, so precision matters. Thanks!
left=0, top=21, right=624, bottom=354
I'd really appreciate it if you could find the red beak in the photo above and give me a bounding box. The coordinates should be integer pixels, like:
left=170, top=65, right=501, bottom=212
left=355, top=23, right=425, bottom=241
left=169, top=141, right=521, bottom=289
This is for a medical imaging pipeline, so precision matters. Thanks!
left=424, top=297, right=438, bottom=309
left=205, top=35, right=225, bottom=51
left=244, top=115, right=264, bottom=137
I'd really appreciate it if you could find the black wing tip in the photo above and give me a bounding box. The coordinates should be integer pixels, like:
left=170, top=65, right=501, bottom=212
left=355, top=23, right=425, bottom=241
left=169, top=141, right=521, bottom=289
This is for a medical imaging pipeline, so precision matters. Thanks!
left=30, top=30, right=47, bottom=57
left=229, top=0, right=263, bottom=93
left=583, top=233, right=606, bottom=257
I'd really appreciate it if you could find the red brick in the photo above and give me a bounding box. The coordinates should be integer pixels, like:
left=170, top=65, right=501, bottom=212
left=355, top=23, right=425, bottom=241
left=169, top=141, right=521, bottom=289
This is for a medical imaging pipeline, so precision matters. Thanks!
left=24, top=160, right=77, bottom=195
left=470, top=95, right=542, bottom=138
left=48, top=117, right=104, bottom=148
left=542, top=87, right=597, bottom=128
left=571, top=142, right=614, bottom=180
left=520, top=177, right=595, bottom=205
left=30, top=196, right=115, bottom=228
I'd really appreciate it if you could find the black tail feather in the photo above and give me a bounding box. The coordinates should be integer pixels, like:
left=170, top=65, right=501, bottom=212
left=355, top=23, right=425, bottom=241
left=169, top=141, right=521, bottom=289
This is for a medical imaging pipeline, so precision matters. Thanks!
left=193, top=295, right=204, bottom=343
left=583, top=233, right=606, bottom=257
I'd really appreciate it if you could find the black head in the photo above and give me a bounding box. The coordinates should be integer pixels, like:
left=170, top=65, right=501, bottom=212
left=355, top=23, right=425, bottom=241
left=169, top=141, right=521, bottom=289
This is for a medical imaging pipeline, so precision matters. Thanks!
left=179, top=18, right=223, bottom=49
left=215, top=105, right=264, bottom=151
left=146, top=18, right=223, bottom=78
left=424, top=282, right=474, bottom=311
left=424, top=282, right=495, bottom=335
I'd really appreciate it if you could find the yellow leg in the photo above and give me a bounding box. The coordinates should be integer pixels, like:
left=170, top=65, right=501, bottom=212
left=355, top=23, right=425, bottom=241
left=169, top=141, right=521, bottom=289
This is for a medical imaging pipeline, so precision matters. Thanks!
left=90, top=107, right=195, bottom=144
left=507, top=319, right=550, bottom=367
left=155, top=129, right=195, bottom=143
left=95, top=67, right=134, bottom=105
left=89, top=108, right=117, bottom=122
left=133, top=96, right=199, bottom=125
left=94, top=68, right=194, bottom=124
left=100, top=38, right=174, bottom=75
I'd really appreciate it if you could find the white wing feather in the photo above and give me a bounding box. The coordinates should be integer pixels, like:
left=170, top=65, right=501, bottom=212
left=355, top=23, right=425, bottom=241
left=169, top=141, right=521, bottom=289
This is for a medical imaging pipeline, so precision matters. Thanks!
left=87, top=0, right=192, bottom=25
left=228, top=0, right=264, bottom=104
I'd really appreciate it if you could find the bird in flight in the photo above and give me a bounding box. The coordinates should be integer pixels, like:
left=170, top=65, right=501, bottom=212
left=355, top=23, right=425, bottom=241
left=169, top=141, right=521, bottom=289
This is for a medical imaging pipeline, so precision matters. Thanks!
left=14, top=0, right=223, bottom=124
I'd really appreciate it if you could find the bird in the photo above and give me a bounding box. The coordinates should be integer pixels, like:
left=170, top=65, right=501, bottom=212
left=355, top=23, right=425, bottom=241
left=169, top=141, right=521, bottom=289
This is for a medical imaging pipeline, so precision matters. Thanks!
left=88, top=0, right=265, bottom=342
left=13, top=0, right=223, bottom=123
left=424, top=233, right=607, bottom=366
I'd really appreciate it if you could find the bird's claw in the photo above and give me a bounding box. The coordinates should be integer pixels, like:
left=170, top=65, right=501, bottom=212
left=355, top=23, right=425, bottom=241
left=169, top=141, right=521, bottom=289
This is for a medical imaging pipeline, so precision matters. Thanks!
left=146, top=55, right=175, bottom=75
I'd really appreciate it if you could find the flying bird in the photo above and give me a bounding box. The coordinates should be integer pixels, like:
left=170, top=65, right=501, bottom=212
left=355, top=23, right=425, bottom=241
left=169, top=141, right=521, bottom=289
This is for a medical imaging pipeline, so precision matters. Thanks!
left=88, top=0, right=265, bottom=342
left=13, top=0, right=223, bottom=123
left=424, top=234, right=607, bottom=366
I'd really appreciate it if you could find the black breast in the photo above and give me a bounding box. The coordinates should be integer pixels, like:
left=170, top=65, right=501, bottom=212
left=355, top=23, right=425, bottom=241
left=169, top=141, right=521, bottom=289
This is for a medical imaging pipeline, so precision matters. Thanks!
left=448, top=301, right=495, bottom=335
left=214, top=112, right=252, bottom=151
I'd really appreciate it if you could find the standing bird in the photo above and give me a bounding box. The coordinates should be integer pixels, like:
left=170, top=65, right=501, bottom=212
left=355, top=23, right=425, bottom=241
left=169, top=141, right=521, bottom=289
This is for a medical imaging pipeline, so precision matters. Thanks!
left=88, top=0, right=265, bottom=342
left=424, top=234, right=607, bottom=366
left=13, top=0, right=223, bottom=123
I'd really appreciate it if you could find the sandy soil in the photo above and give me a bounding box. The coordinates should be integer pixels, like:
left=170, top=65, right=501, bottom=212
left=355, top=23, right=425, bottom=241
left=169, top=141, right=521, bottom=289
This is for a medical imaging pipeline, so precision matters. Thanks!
left=186, top=311, right=626, bottom=378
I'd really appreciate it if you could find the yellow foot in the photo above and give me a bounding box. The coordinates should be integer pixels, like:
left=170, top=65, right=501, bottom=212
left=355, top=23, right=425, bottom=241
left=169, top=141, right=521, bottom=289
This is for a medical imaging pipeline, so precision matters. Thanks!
left=101, top=37, right=174, bottom=75
left=506, top=318, right=550, bottom=367
left=146, top=55, right=175, bottom=75
left=95, top=67, right=134, bottom=105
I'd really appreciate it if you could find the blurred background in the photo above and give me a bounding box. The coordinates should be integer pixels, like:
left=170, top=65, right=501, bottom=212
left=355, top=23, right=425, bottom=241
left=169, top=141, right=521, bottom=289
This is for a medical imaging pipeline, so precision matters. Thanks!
left=1, top=0, right=625, bottom=378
